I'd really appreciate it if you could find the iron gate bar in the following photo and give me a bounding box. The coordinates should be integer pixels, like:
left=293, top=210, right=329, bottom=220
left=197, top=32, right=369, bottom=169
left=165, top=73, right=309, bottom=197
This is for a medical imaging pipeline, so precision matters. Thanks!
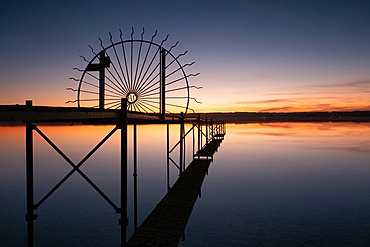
left=160, top=47, right=166, bottom=119
left=34, top=126, right=119, bottom=211
left=109, top=35, right=129, bottom=92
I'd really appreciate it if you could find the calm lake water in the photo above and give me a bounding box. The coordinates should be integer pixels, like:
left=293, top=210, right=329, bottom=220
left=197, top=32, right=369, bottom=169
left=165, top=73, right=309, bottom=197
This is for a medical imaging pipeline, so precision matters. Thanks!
left=1, top=122, right=370, bottom=246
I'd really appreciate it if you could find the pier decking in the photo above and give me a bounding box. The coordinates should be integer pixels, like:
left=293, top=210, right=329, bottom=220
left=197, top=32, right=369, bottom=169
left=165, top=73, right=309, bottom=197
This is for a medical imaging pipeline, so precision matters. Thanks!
left=127, top=138, right=224, bottom=247
left=194, top=138, right=224, bottom=160
left=0, top=104, right=184, bottom=124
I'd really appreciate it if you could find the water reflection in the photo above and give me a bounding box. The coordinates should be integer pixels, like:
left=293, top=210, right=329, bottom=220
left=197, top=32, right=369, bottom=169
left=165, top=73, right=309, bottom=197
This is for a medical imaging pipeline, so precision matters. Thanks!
left=180, top=122, right=370, bottom=246
left=1, top=122, right=370, bottom=246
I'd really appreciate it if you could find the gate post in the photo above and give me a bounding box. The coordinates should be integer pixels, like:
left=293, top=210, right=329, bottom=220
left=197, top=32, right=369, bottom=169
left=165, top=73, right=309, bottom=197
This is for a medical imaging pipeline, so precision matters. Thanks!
left=160, top=47, right=166, bottom=119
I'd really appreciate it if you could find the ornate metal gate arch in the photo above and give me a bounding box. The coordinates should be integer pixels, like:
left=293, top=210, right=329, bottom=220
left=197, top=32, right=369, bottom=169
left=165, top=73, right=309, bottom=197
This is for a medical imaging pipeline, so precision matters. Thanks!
left=68, top=28, right=201, bottom=118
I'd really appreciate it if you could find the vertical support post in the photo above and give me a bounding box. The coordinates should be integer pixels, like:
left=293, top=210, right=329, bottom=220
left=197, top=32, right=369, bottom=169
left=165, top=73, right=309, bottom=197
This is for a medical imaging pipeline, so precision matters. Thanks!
left=197, top=115, right=200, bottom=152
left=160, top=47, right=166, bottom=119
left=26, top=119, right=35, bottom=247
left=205, top=117, right=208, bottom=144
left=215, top=121, right=217, bottom=137
left=133, top=124, right=138, bottom=232
left=99, top=51, right=106, bottom=109
left=192, top=122, right=195, bottom=157
left=179, top=112, right=184, bottom=176
left=215, top=121, right=218, bottom=137
left=167, top=123, right=170, bottom=192
left=183, top=120, right=186, bottom=171
left=119, top=98, right=128, bottom=246
left=200, top=120, right=203, bottom=149
left=210, top=118, right=213, bottom=140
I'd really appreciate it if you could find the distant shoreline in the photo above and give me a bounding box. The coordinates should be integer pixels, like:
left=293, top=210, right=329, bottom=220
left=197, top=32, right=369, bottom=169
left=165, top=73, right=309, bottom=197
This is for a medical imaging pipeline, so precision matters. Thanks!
left=187, top=111, right=370, bottom=123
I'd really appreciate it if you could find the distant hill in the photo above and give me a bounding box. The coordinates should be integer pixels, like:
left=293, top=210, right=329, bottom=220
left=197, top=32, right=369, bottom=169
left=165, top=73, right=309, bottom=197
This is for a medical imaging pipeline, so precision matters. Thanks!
left=186, top=111, right=370, bottom=123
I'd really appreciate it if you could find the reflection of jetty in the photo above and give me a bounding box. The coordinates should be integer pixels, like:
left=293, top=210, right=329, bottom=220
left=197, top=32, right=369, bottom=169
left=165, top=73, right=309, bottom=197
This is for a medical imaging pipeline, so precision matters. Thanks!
left=0, top=101, right=225, bottom=247
left=127, top=137, right=224, bottom=246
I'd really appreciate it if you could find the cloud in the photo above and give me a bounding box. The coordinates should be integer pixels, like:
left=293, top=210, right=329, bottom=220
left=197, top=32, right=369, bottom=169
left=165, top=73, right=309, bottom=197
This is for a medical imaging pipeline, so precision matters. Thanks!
left=286, top=80, right=370, bottom=95
left=311, top=80, right=370, bottom=89
left=235, top=131, right=296, bottom=137
left=259, top=106, right=295, bottom=112
left=264, top=92, right=304, bottom=96
left=234, top=98, right=298, bottom=105
left=343, top=80, right=370, bottom=87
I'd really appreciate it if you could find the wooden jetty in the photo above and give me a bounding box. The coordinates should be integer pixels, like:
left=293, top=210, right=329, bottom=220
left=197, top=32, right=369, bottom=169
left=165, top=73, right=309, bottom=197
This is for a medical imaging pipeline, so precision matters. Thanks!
left=0, top=29, right=228, bottom=246
left=127, top=135, right=224, bottom=247
left=0, top=100, right=226, bottom=247
left=194, top=139, right=223, bottom=160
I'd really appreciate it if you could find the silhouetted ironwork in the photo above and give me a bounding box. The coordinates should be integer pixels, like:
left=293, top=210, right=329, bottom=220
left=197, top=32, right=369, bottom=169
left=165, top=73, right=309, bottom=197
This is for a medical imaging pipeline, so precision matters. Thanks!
left=0, top=100, right=225, bottom=247
left=67, top=28, right=202, bottom=118
left=0, top=28, right=226, bottom=247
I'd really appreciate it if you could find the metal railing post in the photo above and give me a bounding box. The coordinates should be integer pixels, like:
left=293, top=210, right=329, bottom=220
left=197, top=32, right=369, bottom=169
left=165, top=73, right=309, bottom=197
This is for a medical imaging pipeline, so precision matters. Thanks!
left=179, top=112, right=184, bottom=176
left=119, top=98, right=128, bottom=246
left=210, top=118, right=213, bottom=140
left=167, top=123, right=170, bottom=191
left=205, top=117, right=208, bottom=144
left=160, top=48, right=166, bottom=119
left=197, top=114, right=200, bottom=152
left=133, top=124, right=138, bottom=232
left=192, top=122, right=195, bottom=157
left=26, top=119, right=35, bottom=247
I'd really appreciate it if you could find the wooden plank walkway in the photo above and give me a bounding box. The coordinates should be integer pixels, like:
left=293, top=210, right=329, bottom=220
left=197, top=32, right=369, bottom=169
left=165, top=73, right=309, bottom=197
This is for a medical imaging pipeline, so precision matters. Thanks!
left=0, top=103, right=201, bottom=125
left=127, top=159, right=211, bottom=247
left=127, top=137, right=224, bottom=247
left=194, top=138, right=223, bottom=158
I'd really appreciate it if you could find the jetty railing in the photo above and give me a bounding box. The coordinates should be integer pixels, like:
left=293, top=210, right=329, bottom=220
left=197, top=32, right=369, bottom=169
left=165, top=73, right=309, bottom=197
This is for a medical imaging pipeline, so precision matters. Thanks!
left=166, top=114, right=226, bottom=191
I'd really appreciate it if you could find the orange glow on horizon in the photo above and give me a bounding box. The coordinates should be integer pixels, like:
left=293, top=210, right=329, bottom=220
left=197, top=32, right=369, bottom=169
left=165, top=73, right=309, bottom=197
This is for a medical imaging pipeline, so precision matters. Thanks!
left=1, top=79, right=370, bottom=113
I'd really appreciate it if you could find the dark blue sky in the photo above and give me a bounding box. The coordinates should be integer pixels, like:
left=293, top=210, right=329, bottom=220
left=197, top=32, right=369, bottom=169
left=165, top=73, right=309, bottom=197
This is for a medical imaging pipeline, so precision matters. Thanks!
left=1, top=0, right=370, bottom=112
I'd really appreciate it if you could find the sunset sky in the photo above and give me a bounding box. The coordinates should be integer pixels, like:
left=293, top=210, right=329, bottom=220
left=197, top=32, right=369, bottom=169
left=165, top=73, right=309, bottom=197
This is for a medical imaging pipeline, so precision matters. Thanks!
left=1, top=0, right=370, bottom=112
